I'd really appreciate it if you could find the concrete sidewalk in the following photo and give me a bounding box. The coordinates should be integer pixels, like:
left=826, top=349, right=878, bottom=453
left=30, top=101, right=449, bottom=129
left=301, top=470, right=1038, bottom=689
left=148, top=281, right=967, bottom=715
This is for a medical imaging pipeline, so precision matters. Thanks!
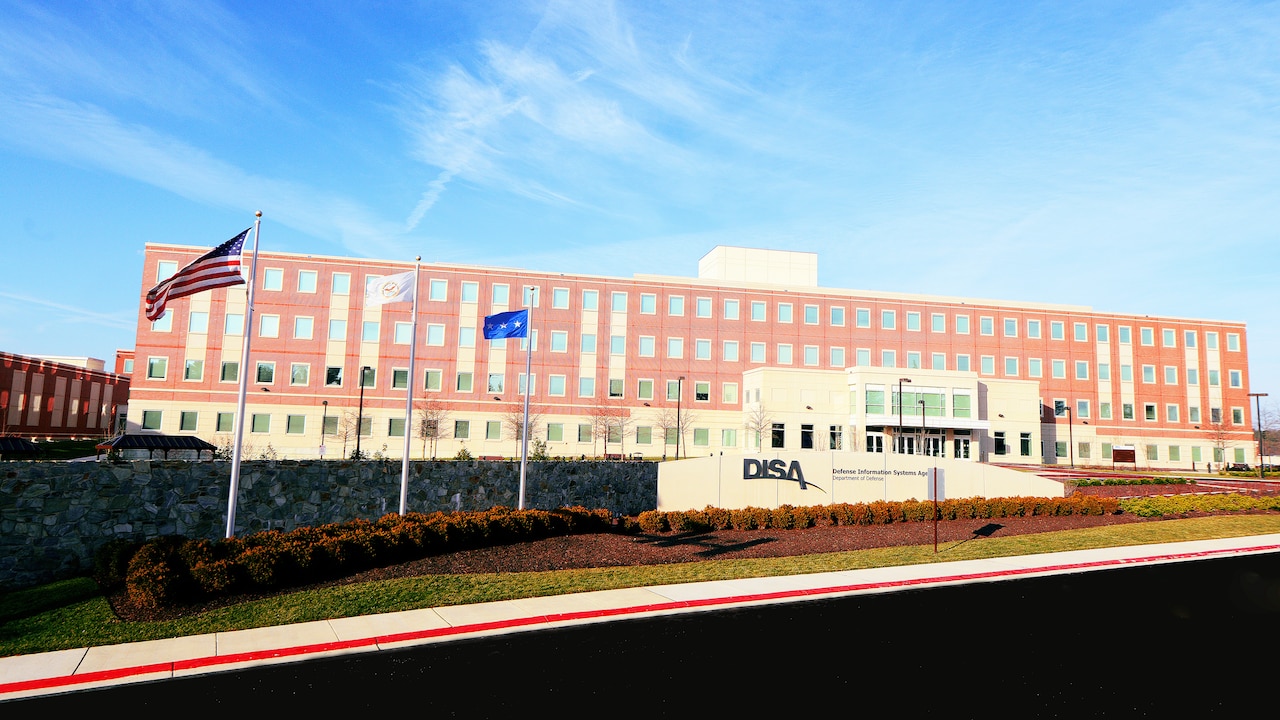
left=4, top=533, right=1280, bottom=703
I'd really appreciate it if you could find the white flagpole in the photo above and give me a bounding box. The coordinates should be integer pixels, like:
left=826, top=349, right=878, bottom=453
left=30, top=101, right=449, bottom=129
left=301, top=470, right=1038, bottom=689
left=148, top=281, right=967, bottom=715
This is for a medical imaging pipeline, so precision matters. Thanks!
left=398, top=257, right=420, bottom=516
left=226, top=211, right=262, bottom=539
left=518, top=299, right=533, bottom=510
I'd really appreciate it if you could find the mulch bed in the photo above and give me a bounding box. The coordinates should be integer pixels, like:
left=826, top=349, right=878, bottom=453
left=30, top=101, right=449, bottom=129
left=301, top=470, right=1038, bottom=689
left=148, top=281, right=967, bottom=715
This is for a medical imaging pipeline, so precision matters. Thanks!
left=107, top=510, right=1181, bottom=623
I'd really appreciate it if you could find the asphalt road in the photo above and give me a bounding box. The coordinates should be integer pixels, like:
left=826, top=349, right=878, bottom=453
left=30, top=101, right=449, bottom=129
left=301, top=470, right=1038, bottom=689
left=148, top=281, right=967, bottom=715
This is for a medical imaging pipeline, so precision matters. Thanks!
left=10, top=551, right=1279, bottom=717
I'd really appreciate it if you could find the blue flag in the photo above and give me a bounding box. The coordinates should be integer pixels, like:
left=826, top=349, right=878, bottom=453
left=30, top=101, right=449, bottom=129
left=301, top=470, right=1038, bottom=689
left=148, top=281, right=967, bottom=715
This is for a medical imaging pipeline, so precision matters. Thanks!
left=483, top=309, right=529, bottom=339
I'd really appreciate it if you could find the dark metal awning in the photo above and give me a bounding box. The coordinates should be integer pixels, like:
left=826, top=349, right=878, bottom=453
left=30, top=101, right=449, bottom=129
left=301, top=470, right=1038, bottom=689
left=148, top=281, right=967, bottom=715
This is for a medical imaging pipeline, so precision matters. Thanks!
left=0, top=437, right=41, bottom=455
left=96, top=434, right=217, bottom=452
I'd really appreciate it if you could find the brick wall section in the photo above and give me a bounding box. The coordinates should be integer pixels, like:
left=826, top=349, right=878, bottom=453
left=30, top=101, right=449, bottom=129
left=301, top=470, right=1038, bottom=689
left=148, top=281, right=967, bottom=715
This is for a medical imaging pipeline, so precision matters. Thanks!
left=0, top=460, right=658, bottom=590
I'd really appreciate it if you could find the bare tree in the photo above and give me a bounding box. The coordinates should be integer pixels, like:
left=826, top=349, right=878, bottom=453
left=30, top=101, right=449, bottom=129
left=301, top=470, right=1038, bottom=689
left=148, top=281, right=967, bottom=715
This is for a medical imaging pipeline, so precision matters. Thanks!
left=652, top=407, right=679, bottom=459
left=414, top=398, right=450, bottom=459
left=743, top=404, right=772, bottom=452
left=336, top=411, right=361, bottom=458
left=503, top=402, right=544, bottom=445
left=1204, top=418, right=1234, bottom=472
left=587, top=401, right=633, bottom=458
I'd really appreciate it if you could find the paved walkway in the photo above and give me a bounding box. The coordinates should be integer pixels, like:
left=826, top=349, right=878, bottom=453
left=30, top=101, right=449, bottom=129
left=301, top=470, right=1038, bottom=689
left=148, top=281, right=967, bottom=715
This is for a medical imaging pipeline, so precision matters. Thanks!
left=4, top=533, right=1280, bottom=703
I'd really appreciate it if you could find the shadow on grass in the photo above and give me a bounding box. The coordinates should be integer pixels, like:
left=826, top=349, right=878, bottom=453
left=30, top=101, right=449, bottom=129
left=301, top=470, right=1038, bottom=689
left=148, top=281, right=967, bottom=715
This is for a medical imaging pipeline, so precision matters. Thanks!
left=631, top=531, right=779, bottom=558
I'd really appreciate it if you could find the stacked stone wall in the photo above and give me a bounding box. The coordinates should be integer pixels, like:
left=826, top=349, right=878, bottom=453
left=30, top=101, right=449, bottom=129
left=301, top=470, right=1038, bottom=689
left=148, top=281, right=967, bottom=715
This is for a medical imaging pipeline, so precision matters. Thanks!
left=0, top=459, right=657, bottom=589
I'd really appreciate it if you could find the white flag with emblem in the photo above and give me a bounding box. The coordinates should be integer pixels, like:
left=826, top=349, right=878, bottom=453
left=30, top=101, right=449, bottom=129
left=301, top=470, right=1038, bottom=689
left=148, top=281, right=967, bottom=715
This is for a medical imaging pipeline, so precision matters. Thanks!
left=366, top=270, right=416, bottom=305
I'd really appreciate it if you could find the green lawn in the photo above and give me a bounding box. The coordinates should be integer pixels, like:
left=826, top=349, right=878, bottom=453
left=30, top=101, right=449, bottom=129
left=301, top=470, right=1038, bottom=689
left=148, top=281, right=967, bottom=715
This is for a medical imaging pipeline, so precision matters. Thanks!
left=3, top=513, right=1279, bottom=659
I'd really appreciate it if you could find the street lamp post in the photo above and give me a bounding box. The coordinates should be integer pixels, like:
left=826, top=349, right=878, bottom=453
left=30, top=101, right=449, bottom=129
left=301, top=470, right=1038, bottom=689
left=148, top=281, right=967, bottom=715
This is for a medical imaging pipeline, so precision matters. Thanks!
left=675, top=376, right=685, bottom=460
left=355, top=366, right=371, bottom=459
left=897, top=378, right=912, bottom=454
left=1066, top=405, right=1074, bottom=469
left=320, top=400, right=328, bottom=459
left=918, top=398, right=926, bottom=456
left=1249, top=392, right=1268, bottom=480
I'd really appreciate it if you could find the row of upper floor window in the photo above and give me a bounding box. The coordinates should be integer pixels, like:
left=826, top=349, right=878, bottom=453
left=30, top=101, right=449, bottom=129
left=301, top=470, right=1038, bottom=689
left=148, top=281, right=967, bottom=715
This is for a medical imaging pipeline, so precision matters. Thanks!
left=151, top=261, right=1243, bottom=350
left=146, top=311, right=1247, bottom=385
left=141, top=340, right=1247, bottom=391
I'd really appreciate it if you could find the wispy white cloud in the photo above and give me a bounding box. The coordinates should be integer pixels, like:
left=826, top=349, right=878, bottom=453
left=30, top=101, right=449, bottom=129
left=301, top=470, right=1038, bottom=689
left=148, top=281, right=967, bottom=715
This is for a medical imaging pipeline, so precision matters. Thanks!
left=0, top=291, right=135, bottom=330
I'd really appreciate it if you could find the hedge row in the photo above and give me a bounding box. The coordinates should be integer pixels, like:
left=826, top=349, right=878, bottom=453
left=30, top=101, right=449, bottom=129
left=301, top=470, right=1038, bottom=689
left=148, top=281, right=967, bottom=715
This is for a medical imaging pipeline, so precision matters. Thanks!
left=1119, top=493, right=1280, bottom=517
left=96, top=506, right=619, bottom=610
left=1073, top=477, right=1193, bottom=487
left=635, top=495, right=1121, bottom=533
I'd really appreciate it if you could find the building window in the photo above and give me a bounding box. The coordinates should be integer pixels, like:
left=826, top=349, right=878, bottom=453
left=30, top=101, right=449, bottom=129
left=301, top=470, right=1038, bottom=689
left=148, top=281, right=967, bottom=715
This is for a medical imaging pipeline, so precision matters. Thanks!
left=1118, top=326, right=1131, bottom=344
left=263, top=268, right=283, bottom=291
left=328, top=319, right=347, bottom=341
left=1051, top=321, right=1064, bottom=340
left=979, top=316, right=994, bottom=336
left=546, top=423, right=564, bottom=442
left=454, top=420, right=470, bottom=440
left=429, top=279, right=447, bottom=302
left=424, top=369, right=442, bottom=391
left=1027, top=319, right=1040, bottom=338
left=882, top=310, right=896, bottom=330
left=695, top=382, right=710, bottom=402
left=667, top=337, right=683, bottom=359
left=259, top=314, right=279, bottom=338
left=856, top=348, right=871, bottom=367
left=551, top=288, right=570, bottom=309
left=751, top=301, right=767, bottom=321
left=251, top=414, right=271, bottom=433
left=771, top=423, right=785, bottom=449
left=289, top=316, right=312, bottom=340
left=932, top=313, right=945, bottom=333
left=907, top=312, right=921, bottom=331
left=668, top=295, right=684, bottom=316
left=141, top=410, right=163, bottom=430
left=456, top=372, right=473, bottom=392
left=1052, top=360, right=1066, bottom=379
left=1100, top=402, right=1112, bottom=420
left=1076, top=400, right=1090, bottom=418
left=184, top=359, right=203, bottom=381
left=637, top=379, right=653, bottom=400
left=1167, top=404, right=1180, bottom=422
left=581, top=333, right=597, bottom=354
left=1184, top=330, right=1196, bottom=348
left=286, top=415, right=306, bottom=434
left=608, top=378, right=624, bottom=398
left=1003, top=318, right=1016, bottom=337
left=493, top=284, right=510, bottom=305
left=550, top=331, right=569, bottom=353
left=578, top=376, right=594, bottom=398
left=1145, top=403, right=1157, bottom=421
left=1120, top=364, right=1133, bottom=382
left=1076, top=361, right=1089, bottom=380
left=486, top=421, right=501, bottom=440
left=487, top=373, right=504, bottom=394
left=751, top=342, right=766, bottom=363
left=1004, top=357, right=1017, bottom=376
left=392, top=369, right=409, bottom=390
left=1097, top=325, right=1109, bottom=343
left=187, top=311, right=209, bottom=334
left=1232, top=407, right=1244, bottom=424
left=777, top=344, right=793, bottom=364
left=1142, top=365, right=1156, bottom=384
left=460, top=281, right=478, bottom=303
left=216, top=412, right=234, bottom=432
left=640, top=293, right=657, bottom=314
left=831, top=306, right=845, bottom=326
left=724, top=299, right=740, bottom=320
left=955, top=315, right=970, bottom=334
left=777, top=303, right=793, bottom=323
left=178, top=412, right=197, bottom=432
left=1164, top=366, right=1177, bottom=385
left=581, top=289, right=598, bottom=310
left=724, top=341, right=739, bottom=362
left=549, top=375, right=566, bottom=396
left=291, top=363, right=309, bottom=386
left=1162, top=328, right=1176, bottom=347
left=696, top=339, right=712, bottom=360
left=147, top=357, right=167, bottom=380
left=332, top=272, right=350, bottom=295
left=612, top=292, right=629, bottom=313
left=882, top=350, right=897, bottom=368
left=638, top=336, right=655, bottom=357
left=1141, top=327, right=1154, bottom=346
left=1028, top=358, right=1042, bottom=378
left=980, top=355, right=994, bottom=375
left=856, top=308, right=871, bottom=328
left=696, top=297, right=712, bottom=318
left=1074, top=323, right=1087, bottom=342
left=362, top=321, right=379, bottom=343
left=1097, top=362, right=1109, bottom=381
left=256, top=362, right=274, bottom=384
left=723, top=382, right=738, bottom=403
left=955, top=355, right=970, bottom=372
left=1229, top=369, right=1242, bottom=388
left=221, top=361, right=239, bottom=383
left=833, top=347, right=847, bottom=368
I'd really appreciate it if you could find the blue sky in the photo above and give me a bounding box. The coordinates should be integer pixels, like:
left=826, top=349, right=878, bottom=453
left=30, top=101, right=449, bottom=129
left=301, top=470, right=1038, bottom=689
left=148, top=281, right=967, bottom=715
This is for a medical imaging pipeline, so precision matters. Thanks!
left=1, top=0, right=1277, bottom=410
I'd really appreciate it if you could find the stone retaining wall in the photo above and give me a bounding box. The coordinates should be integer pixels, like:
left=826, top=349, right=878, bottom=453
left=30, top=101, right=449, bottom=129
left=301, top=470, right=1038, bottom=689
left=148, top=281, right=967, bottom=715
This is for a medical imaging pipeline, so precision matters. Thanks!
left=0, top=459, right=658, bottom=590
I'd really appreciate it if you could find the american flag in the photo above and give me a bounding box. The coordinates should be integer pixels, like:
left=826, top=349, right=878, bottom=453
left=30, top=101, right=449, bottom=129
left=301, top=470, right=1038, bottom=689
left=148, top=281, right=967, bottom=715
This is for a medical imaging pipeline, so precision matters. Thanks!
left=145, top=229, right=250, bottom=321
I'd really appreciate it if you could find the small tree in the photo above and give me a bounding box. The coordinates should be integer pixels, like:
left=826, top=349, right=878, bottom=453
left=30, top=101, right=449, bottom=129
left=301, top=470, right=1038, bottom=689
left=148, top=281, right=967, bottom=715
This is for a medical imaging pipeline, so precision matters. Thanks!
left=1204, top=418, right=1234, bottom=471
left=503, top=402, right=544, bottom=446
left=335, top=411, right=361, bottom=459
left=415, top=398, right=451, bottom=459
left=743, top=404, right=772, bottom=452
